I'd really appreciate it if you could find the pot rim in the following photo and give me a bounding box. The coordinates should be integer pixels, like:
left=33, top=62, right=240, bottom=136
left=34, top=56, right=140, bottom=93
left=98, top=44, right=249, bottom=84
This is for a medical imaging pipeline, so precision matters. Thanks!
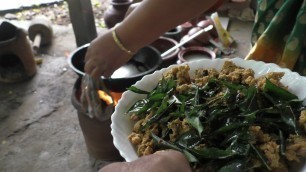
left=178, top=46, right=216, bottom=63
left=67, top=44, right=162, bottom=81
left=153, top=36, right=180, bottom=60
left=165, top=26, right=183, bottom=35
left=0, top=21, right=19, bottom=45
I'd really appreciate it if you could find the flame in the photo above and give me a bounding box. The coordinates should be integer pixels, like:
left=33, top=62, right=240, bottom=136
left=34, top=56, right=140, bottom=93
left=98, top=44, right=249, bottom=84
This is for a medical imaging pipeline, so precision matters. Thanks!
left=97, top=90, right=122, bottom=106
left=97, top=90, right=113, bottom=105
left=110, top=92, right=122, bottom=105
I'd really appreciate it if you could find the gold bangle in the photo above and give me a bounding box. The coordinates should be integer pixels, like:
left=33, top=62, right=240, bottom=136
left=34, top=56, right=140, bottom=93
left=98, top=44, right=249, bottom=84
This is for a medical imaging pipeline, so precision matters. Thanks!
left=112, top=27, right=135, bottom=55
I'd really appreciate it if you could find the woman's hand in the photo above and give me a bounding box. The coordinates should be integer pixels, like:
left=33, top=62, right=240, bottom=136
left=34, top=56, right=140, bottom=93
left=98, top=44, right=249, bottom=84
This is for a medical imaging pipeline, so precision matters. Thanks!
left=99, top=150, right=192, bottom=172
left=84, top=0, right=219, bottom=79
left=84, top=29, right=133, bottom=79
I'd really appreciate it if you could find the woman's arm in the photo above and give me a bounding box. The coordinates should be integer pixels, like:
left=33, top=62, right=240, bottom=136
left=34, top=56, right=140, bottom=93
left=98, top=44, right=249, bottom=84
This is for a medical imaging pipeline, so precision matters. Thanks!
left=84, top=0, right=219, bottom=78
left=116, top=0, right=217, bottom=52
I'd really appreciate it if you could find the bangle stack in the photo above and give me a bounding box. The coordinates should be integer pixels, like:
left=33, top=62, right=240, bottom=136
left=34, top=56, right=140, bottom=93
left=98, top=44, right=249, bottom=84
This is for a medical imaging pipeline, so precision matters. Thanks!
left=112, top=27, right=135, bottom=55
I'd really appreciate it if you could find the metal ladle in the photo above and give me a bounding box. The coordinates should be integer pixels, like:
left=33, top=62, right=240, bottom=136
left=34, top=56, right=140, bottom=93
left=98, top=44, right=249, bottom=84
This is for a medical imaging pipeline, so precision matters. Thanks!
left=161, top=25, right=213, bottom=57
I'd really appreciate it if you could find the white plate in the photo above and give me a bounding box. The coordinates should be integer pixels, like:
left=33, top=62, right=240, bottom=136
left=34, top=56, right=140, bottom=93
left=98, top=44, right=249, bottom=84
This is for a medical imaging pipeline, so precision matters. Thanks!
left=111, top=58, right=306, bottom=169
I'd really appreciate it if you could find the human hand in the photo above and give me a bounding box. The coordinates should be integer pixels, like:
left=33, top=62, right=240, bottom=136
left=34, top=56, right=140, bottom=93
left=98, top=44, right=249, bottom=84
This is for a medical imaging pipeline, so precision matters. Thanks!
left=84, top=29, right=133, bottom=79
left=99, top=150, right=192, bottom=172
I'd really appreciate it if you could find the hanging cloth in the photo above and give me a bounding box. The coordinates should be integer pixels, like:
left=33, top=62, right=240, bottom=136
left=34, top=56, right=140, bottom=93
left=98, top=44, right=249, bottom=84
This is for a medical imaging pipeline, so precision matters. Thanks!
left=245, top=0, right=306, bottom=75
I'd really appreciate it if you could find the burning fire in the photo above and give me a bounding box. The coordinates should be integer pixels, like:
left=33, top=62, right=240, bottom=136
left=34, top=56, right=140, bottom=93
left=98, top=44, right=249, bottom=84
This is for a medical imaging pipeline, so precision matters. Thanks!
left=97, top=90, right=122, bottom=106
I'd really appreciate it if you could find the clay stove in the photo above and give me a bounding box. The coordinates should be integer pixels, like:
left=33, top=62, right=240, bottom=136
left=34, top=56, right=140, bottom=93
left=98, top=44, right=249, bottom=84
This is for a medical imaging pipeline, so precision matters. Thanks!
left=0, top=21, right=36, bottom=83
left=71, top=77, right=123, bottom=161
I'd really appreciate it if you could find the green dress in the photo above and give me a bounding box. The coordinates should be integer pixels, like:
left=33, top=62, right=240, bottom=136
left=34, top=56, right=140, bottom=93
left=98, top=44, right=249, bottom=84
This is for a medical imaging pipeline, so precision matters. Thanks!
left=245, top=0, right=306, bottom=76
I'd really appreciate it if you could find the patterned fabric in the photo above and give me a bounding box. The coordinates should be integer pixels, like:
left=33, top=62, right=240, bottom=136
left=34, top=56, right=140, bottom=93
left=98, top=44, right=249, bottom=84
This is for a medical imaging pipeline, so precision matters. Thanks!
left=246, top=0, right=306, bottom=76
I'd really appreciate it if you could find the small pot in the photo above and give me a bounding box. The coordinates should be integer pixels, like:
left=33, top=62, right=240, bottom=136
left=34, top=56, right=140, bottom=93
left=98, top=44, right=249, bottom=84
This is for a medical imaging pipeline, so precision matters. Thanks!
left=163, top=26, right=183, bottom=42
left=150, top=36, right=180, bottom=68
left=180, top=21, right=193, bottom=36
left=68, top=44, right=162, bottom=92
left=177, top=46, right=216, bottom=64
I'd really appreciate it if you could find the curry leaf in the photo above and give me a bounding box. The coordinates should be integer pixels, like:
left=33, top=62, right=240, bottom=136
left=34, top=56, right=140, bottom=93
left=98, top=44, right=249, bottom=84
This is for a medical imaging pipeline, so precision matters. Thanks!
left=278, top=104, right=300, bottom=135
left=217, top=159, right=247, bottom=172
left=221, top=80, right=246, bottom=91
left=279, top=130, right=286, bottom=156
left=132, top=100, right=159, bottom=117
left=187, top=116, right=204, bottom=136
left=152, top=133, right=199, bottom=163
left=190, top=147, right=236, bottom=159
left=176, top=131, right=202, bottom=149
left=239, top=86, right=258, bottom=112
left=126, top=99, right=149, bottom=116
left=213, top=123, right=247, bottom=135
left=148, top=93, right=167, bottom=101
left=249, top=143, right=271, bottom=170
left=183, top=149, right=199, bottom=163
left=141, top=97, right=176, bottom=130
left=151, top=133, right=181, bottom=151
left=186, top=109, right=204, bottom=136
left=263, top=78, right=297, bottom=101
left=229, top=141, right=250, bottom=156
left=208, top=108, right=231, bottom=122
left=127, top=86, right=150, bottom=94
left=193, top=86, right=200, bottom=106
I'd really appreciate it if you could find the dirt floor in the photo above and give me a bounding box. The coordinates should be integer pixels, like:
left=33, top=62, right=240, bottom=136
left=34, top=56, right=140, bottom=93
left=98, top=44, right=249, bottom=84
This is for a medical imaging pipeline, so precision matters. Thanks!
left=0, top=0, right=108, bottom=27
left=0, top=2, right=254, bottom=172
left=0, top=22, right=110, bottom=172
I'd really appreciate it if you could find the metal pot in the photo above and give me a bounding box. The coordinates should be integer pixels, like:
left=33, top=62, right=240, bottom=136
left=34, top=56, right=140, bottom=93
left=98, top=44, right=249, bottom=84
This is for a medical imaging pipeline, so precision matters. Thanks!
left=68, top=44, right=162, bottom=92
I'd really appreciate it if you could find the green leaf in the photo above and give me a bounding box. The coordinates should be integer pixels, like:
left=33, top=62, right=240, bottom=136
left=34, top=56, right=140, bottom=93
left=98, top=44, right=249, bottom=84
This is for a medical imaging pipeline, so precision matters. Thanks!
left=279, top=130, right=286, bottom=156
left=187, top=114, right=204, bottom=136
left=263, top=78, right=298, bottom=101
left=148, top=93, right=167, bottom=101
left=183, top=149, right=199, bottom=163
left=190, top=147, right=236, bottom=159
left=152, top=77, right=176, bottom=96
left=278, top=104, right=300, bottom=135
left=213, top=123, right=247, bottom=135
left=176, top=131, right=202, bottom=148
left=151, top=133, right=199, bottom=163
left=151, top=133, right=181, bottom=151
left=217, top=159, right=247, bottom=172
left=127, top=86, right=150, bottom=94
left=130, top=100, right=159, bottom=117
left=229, top=141, right=250, bottom=156
left=238, top=111, right=257, bottom=123
left=239, top=86, right=258, bottom=112
left=221, top=80, right=246, bottom=91
left=141, top=96, right=176, bottom=129
left=208, top=107, right=231, bottom=122
left=126, top=99, right=149, bottom=114
left=193, top=86, right=200, bottom=106
left=249, top=143, right=271, bottom=170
